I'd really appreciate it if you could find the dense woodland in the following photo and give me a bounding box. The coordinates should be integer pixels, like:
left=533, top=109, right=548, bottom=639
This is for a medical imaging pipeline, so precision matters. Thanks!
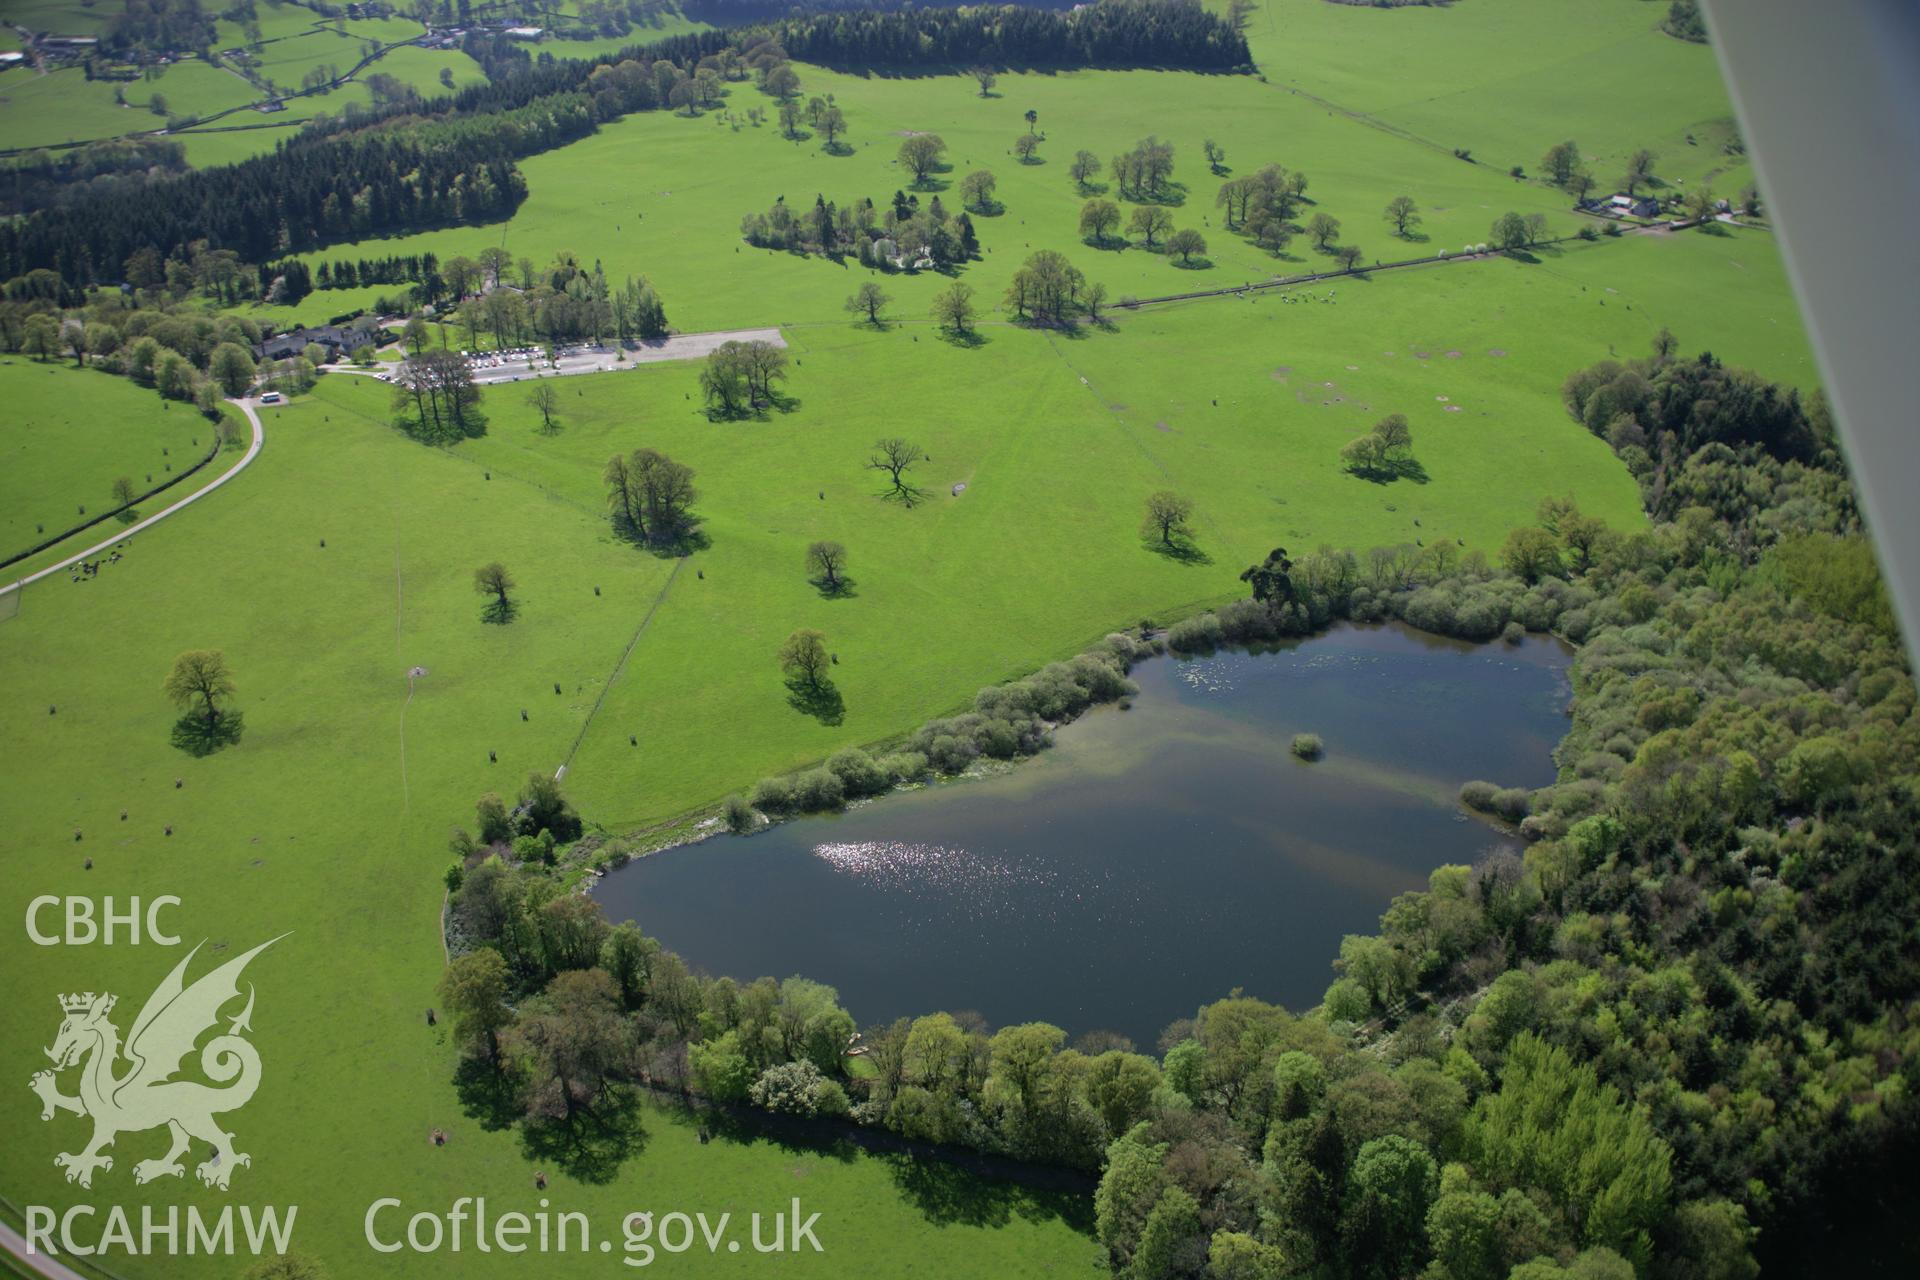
left=767, top=1, right=1249, bottom=72
left=432, top=342, right=1919, bottom=1278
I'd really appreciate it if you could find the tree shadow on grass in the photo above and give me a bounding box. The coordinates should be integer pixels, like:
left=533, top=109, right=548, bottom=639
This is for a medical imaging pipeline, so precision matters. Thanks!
left=1170, top=256, right=1213, bottom=270
left=1145, top=537, right=1212, bottom=566
left=453, top=1057, right=520, bottom=1132
left=170, top=712, right=243, bottom=757
left=695, top=1104, right=862, bottom=1165
left=811, top=574, right=859, bottom=600
left=884, top=1155, right=1096, bottom=1233
left=878, top=483, right=933, bottom=508
left=481, top=598, right=520, bottom=625
left=1132, top=182, right=1188, bottom=208
left=786, top=677, right=845, bottom=725
left=937, top=328, right=990, bottom=350
left=1348, top=457, right=1430, bottom=485
left=823, top=140, right=854, bottom=157
left=520, top=1088, right=649, bottom=1185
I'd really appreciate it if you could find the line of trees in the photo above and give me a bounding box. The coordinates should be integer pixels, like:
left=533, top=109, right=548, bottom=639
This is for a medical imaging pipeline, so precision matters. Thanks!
left=767, top=1, right=1250, bottom=73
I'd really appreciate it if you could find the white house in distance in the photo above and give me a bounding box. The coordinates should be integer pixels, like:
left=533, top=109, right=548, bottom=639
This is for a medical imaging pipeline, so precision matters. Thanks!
left=504, top=27, right=545, bottom=41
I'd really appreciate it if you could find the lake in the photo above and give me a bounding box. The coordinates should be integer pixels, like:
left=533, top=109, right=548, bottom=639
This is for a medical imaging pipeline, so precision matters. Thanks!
left=595, top=623, right=1572, bottom=1049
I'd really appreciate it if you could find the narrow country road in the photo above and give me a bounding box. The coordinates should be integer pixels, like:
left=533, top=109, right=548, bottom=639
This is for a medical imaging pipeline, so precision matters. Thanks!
left=0, top=397, right=265, bottom=599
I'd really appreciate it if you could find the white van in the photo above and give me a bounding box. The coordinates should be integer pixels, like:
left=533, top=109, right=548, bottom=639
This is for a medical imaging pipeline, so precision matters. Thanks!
left=259, top=391, right=283, bottom=404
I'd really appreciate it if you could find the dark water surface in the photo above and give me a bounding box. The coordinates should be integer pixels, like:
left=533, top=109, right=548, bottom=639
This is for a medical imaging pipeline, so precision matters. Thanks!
left=596, top=624, right=1571, bottom=1048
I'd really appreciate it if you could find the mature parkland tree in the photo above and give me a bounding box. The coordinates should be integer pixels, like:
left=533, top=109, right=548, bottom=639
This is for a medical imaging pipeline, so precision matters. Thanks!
left=1167, top=228, right=1208, bottom=265
left=1541, top=140, right=1583, bottom=187
left=474, top=562, right=516, bottom=619
left=401, top=315, right=432, bottom=355
left=805, top=540, right=848, bottom=591
left=392, top=349, right=484, bottom=440
left=1128, top=205, right=1173, bottom=250
left=1502, top=525, right=1565, bottom=583
left=604, top=453, right=641, bottom=535
left=1492, top=211, right=1530, bottom=250
left=1373, top=413, right=1413, bottom=456
left=111, top=476, right=137, bottom=510
left=846, top=282, right=891, bottom=326
left=605, top=448, right=698, bottom=544
left=818, top=105, right=846, bottom=149
left=1307, top=212, right=1342, bottom=250
left=163, top=650, right=235, bottom=731
left=1251, top=213, right=1293, bottom=255
left=1013, top=134, right=1040, bottom=164
left=700, top=346, right=748, bottom=414
left=209, top=342, right=257, bottom=397
left=1069, top=149, right=1101, bottom=190
left=507, top=968, right=634, bottom=1128
left=438, top=947, right=511, bottom=1069
left=1653, top=327, right=1679, bottom=361
left=1341, top=414, right=1414, bottom=477
left=1084, top=281, right=1110, bottom=322
left=968, top=66, right=997, bottom=96
left=763, top=63, right=801, bottom=100
left=960, top=169, right=998, bottom=212
left=930, top=282, right=978, bottom=335
left=478, top=246, right=513, bottom=290
left=1335, top=243, right=1364, bottom=270
left=1568, top=169, right=1597, bottom=204
left=778, top=628, right=831, bottom=690
left=1384, top=195, right=1421, bottom=237
left=442, top=255, right=480, bottom=300
left=867, top=436, right=927, bottom=500
left=777, top=99, right=802, bottom=139
left=1142, top=491, right=1195, bottom=547
left=528, top=382, right=558, bottom=432
left=898, top=134, right=948, bottom=186
left=1622, top=148, right=1658, bottom=197
left=1203, top=139, right=1226, bottom=174
left=1079, top=198, right=1122, bottom=245
left=23, top=313, right=59, bottom=361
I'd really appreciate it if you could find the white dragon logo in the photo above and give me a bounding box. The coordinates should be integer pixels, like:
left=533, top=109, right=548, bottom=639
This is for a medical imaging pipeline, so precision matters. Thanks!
left=29, top=937, right=283, bottom=1190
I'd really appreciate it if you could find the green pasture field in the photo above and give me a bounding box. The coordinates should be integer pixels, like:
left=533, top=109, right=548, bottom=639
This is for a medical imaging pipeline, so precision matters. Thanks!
left=0, top=65, right=162, bottom=150
left=1243, top=0, right=1754, bottom=199
left=0, top=361, right=208, bottom=564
